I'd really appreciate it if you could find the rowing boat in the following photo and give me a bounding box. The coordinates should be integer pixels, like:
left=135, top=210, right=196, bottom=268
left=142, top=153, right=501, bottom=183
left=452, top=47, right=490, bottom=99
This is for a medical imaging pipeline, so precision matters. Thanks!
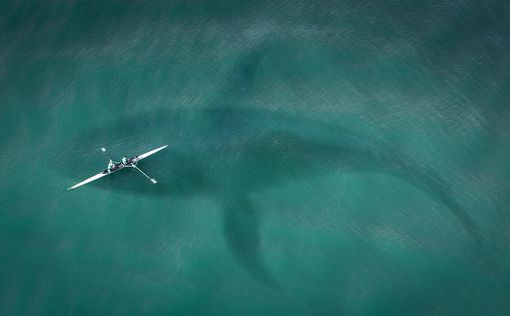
left=67, top=145, right=168, bottom=190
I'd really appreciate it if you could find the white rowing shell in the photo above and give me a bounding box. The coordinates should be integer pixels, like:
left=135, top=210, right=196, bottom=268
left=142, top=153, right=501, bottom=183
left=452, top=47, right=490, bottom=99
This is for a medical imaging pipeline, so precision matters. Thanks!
left=136, top=145, right=168, bottom=160
left=67, top=145, right=168, bottom=190
left=67, top=172, right=110, bottom=190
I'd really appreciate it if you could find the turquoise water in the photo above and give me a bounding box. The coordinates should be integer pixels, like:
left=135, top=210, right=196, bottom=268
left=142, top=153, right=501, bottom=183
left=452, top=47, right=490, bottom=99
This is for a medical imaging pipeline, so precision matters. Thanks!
left=1, top=1, right=509, bottom=315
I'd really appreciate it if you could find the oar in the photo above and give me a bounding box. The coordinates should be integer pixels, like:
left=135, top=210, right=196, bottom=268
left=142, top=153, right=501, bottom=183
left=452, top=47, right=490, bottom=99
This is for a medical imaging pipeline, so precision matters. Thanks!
left=131, top=165, right=157, bottom=184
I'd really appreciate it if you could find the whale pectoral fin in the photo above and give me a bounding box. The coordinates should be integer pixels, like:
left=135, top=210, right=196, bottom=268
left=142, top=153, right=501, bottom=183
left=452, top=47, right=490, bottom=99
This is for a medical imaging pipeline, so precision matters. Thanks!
left=222, top=196, right=280, bottom=289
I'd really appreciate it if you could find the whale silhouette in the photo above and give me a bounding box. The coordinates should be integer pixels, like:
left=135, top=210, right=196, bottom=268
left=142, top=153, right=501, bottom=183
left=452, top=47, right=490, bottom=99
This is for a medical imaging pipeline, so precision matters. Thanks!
left=54, top=41, right=481, bottom=288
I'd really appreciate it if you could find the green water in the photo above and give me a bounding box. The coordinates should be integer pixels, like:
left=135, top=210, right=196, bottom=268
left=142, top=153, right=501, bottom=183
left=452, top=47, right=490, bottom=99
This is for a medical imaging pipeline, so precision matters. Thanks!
left=1, top=1, right=509, bottom=315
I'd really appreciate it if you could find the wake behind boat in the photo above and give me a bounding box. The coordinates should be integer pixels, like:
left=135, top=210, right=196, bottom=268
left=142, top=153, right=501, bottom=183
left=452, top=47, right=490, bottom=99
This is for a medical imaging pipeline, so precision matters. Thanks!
left=67, top=145, right=168, bottom=190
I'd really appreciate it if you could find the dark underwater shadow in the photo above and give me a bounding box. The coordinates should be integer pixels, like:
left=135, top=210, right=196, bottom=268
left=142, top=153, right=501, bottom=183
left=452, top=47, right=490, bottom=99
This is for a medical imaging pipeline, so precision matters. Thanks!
left=55, top=37, right=483, bottom=289
left=231, top=131, right=483, bottom=241
left=223, top=196, right=282, bottom=289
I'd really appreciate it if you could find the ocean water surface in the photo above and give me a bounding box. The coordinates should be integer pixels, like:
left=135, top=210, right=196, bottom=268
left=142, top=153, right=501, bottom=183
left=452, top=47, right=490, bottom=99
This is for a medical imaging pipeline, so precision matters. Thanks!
left=1, top=1, right=509, bottom=315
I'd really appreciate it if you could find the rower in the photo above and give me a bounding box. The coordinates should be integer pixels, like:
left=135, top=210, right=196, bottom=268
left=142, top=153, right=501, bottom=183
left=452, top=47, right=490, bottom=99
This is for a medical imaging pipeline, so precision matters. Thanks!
left=107, top=160, right=115, bottom=172
left=122, top=156, right=129, bottom=165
